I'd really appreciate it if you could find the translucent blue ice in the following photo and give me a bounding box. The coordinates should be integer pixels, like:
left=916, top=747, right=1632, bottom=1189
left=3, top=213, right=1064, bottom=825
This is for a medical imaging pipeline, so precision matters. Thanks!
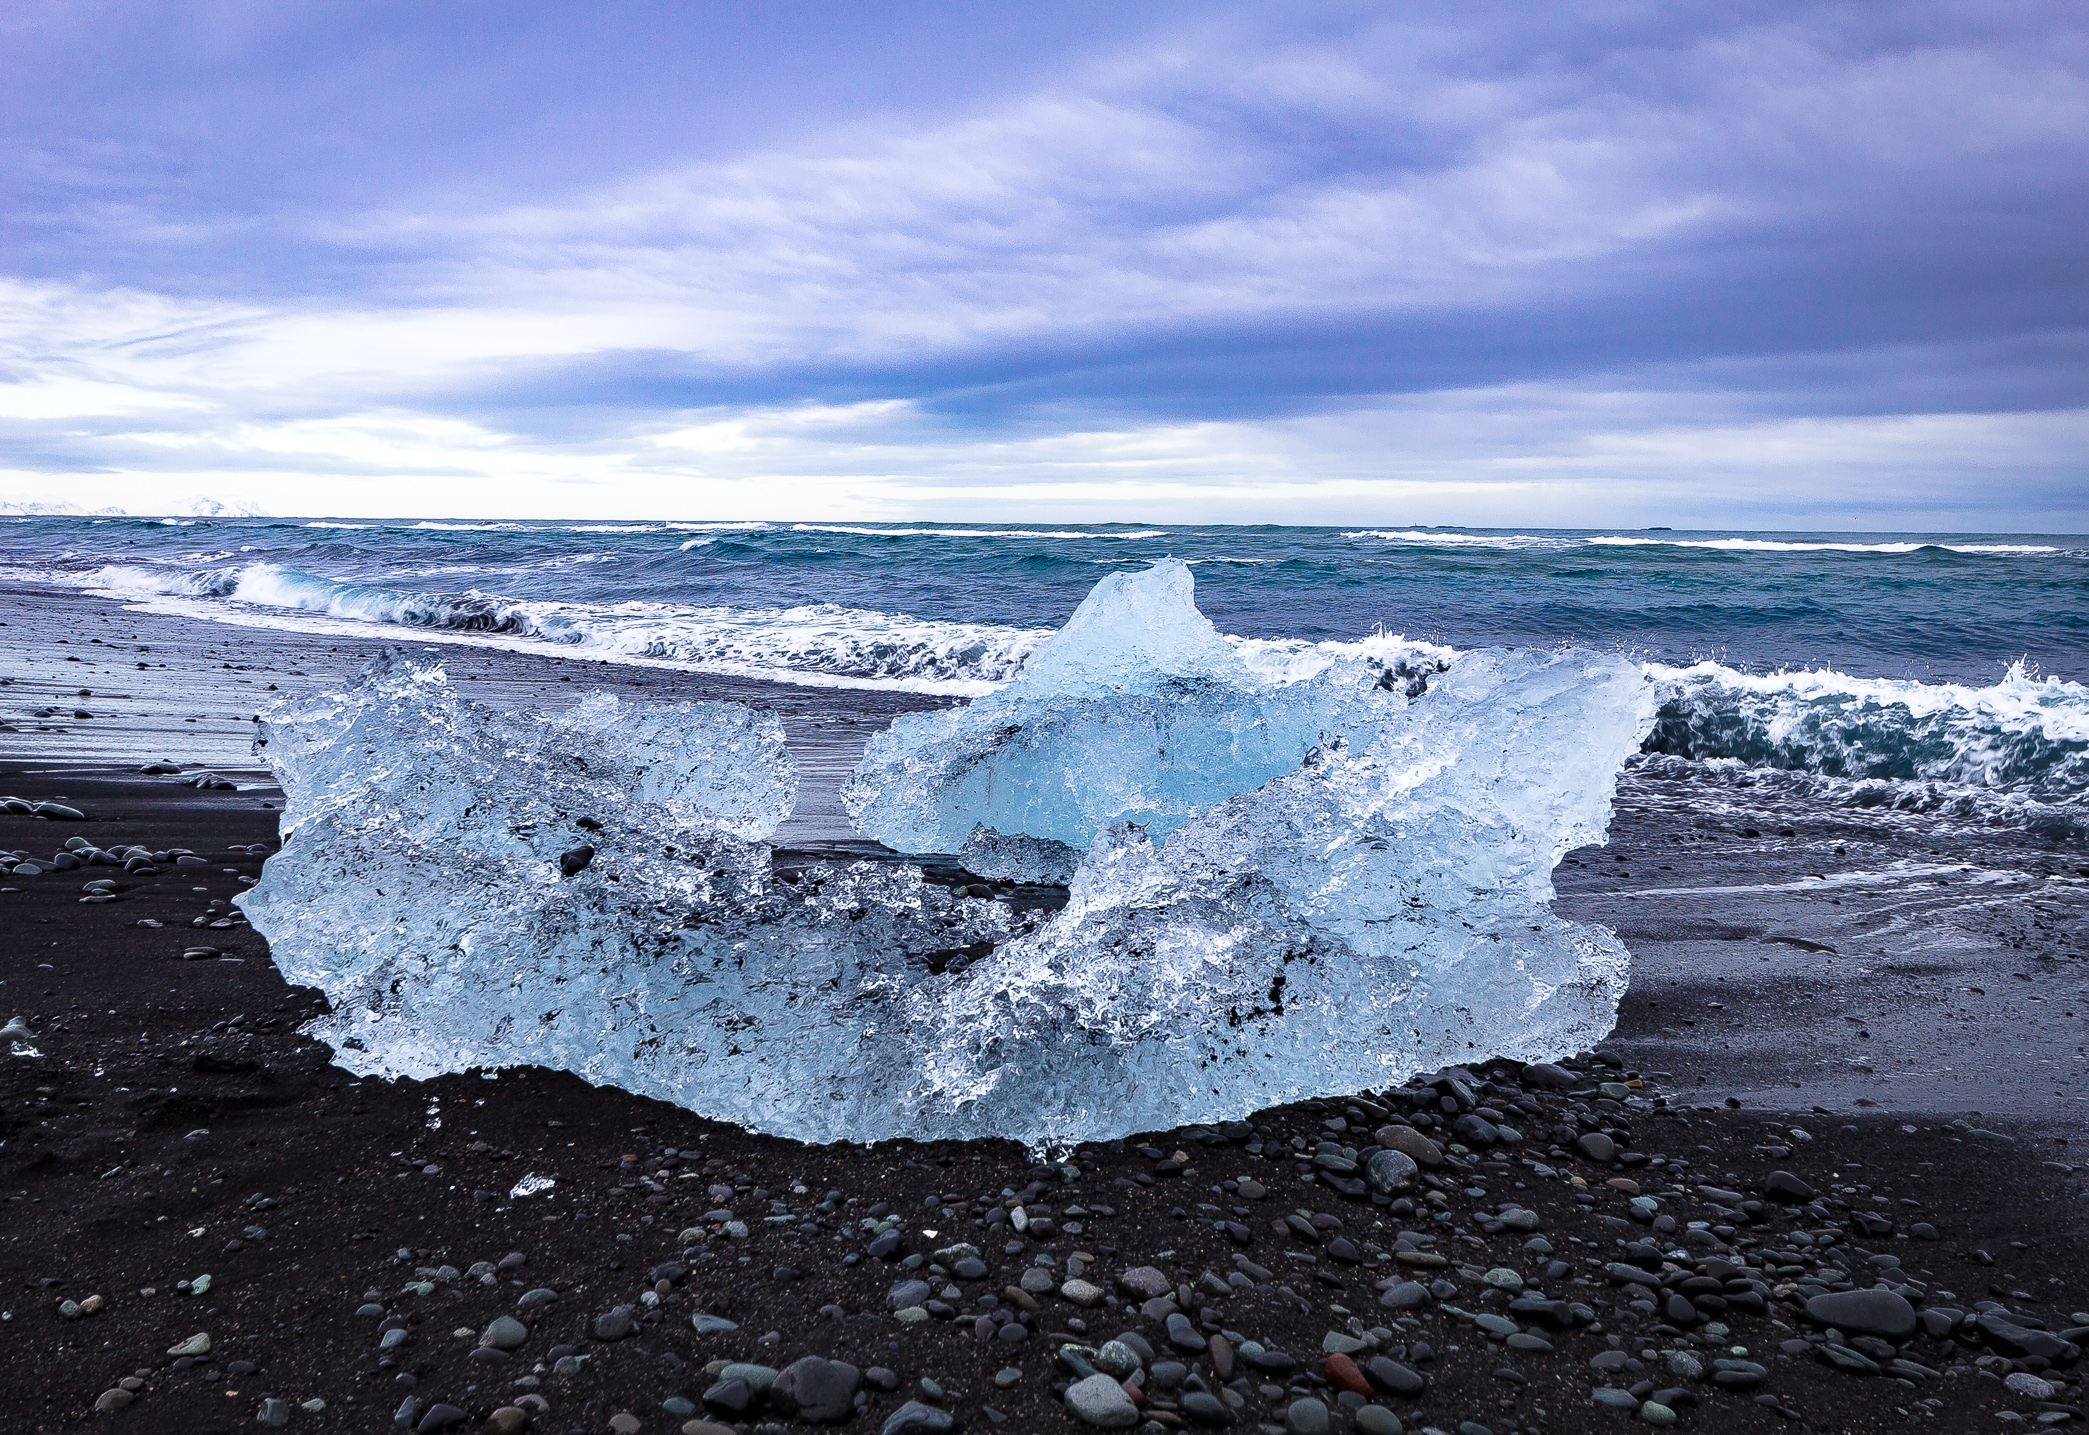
left=843, top=558, right=1400, bottom=875
left=243, top=583, right=1655, bottom=1151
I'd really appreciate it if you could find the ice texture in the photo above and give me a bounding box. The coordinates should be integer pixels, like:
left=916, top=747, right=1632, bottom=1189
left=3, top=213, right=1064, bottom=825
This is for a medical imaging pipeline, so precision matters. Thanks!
left=843, top=558, right=1396, bottom=872
left=905, top=646, right=1658, bottom=1146
left=243, top=581, right=1655, bottom=1151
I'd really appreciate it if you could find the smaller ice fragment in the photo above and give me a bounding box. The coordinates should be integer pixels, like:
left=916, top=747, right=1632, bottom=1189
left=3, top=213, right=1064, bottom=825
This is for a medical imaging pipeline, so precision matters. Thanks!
left=509, top=1174, right=556, bottom=1199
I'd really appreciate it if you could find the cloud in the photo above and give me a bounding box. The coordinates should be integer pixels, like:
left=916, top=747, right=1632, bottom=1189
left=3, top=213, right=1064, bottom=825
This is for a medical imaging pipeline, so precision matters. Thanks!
left=1, top=2, right=2085, bottom=523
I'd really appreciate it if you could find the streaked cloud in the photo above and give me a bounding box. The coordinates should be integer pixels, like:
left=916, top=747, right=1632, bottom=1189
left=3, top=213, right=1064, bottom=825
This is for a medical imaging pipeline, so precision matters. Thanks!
left=2, top=2, right=2084, bottom=523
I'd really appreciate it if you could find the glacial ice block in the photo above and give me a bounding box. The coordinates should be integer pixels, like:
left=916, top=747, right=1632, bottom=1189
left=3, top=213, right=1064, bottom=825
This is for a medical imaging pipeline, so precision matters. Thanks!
left=240, top=631, right=1653, bottom=1152
left=842, top=558, right=1400, bottom=874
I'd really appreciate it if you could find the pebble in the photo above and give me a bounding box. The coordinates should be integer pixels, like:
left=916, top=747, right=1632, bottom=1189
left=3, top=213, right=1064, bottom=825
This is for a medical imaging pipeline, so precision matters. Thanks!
left=690, top=1312, right=737, bottom=1333
left=772, top=1356, right=862, bottom=1422
left=166, top=1332, right=211, bottom=1357
left=1166, top=1311, right=1209, bottom=1352
left=1574, top=1132, right=1618, bottom=1163
left=880, top=1400, right=956, bottom=1435
left=1803, top=1288, right=1916, bottom=1341
left=1064, top=1372, right=1140, bottom=1428
left=1116, top=1266, right=1171, bottom=1299
left=482, top=1409, right=531, bottom=1435
left=2006, top=1372, right=2057, bottom=1400
left=1366, top=1148, right=1419, bottom=1194
left=1061, top=1278, right=1105, bottom=1306
left=592, top=1307, right=636, bottom=1341
left=481, top=1315, right=529, bottom=1350
left=1354, top=1407, right=1403, bottom=1435
left=256, top=1397, right=290, bottom=1426
left=1285, top=1396, right=1332, bottom=1435
left=1374, top=1126, right=1443, bottom=1168
left=1324, top=1353, right=1370, bottom=1394
left=1365, top=1357, right=1426, bottom=1397
left=608, top=1416, right=641, bottom=1435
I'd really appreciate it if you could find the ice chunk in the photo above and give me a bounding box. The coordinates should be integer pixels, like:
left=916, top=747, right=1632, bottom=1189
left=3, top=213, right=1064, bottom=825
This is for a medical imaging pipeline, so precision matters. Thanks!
left=843, top=559, right=1398, bottom=869
left=242, top=615, right=1653, bottom=1152
left=903, top=646, right=1659, bottom=1148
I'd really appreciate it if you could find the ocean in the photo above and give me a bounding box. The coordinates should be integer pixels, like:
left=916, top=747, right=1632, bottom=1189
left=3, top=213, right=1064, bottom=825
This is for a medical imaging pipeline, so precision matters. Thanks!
left=4, top=515, right=2086, bottom=843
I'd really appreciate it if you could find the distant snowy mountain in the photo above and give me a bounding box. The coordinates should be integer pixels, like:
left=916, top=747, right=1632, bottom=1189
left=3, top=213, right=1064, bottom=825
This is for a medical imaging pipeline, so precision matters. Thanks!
left=0, top=499, right=130, bottom=517
left=0, top=496, right=269, bottom=519
left=181, top=497, right=271, bottom=518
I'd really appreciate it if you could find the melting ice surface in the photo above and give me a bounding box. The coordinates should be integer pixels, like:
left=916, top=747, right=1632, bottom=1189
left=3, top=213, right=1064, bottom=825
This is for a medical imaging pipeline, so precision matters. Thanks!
left=844, top=559, right=1421, bottom=880
left=241, top=564, right=1658, bottom=1151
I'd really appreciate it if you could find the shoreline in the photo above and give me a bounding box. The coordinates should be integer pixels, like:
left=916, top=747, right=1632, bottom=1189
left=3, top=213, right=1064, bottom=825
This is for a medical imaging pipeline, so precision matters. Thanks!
left=7, top=580, right=2085, bottom=1126
left=6, top=579, right=2089, bottom=1432
left=5, top=773, right=2089, bottom=1434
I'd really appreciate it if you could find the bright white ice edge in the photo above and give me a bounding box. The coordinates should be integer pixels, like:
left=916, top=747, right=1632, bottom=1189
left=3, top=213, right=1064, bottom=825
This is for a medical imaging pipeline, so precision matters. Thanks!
left=240, top=561, right=1656, bottom=1150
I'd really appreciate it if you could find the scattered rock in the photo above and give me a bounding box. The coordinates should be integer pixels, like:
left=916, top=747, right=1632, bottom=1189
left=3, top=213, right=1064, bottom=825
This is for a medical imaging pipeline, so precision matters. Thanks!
left=1803, top=1289, right=1916, bottom=1341
left=772, top=1356, right=862, bottom=1423
left=1064, top=1373, right=1140, bottom=1428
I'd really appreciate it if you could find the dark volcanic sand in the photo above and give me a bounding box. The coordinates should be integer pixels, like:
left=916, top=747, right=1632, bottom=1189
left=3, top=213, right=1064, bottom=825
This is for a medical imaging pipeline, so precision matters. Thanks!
left=6, top=582, right=2089, bottom=1435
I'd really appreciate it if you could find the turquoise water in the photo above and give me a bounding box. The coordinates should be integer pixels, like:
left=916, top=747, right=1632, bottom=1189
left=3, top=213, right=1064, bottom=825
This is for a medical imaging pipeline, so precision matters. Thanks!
left=5, top=516, right=2086, bottom=836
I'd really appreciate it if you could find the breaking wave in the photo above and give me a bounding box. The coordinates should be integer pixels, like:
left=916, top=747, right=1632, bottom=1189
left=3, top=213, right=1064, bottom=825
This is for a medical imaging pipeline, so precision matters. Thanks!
left=37, top=560, right=2089, bottom=838
left=1640, top=661, right=2088, bottom=839
left=76, top=563, right=1044, bottom=694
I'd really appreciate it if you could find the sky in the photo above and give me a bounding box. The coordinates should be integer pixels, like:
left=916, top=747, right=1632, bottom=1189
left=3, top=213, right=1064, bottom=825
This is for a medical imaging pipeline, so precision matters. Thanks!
left=2, top=0, right=2085, bottom=528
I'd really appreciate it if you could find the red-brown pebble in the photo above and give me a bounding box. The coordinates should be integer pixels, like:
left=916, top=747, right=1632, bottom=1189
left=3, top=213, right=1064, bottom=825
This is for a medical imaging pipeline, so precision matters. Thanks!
left=1325, top=1352, right=1371, bottom=1395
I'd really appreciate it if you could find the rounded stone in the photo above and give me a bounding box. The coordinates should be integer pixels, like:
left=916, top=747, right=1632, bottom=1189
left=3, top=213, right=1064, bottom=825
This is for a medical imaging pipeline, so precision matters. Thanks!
left=2006, top=1372, right=2057, bottom=1400
left=481, top=1315, right=529, bottom=1351
left=1285, top=1397, right=1332, bottom=1435
left=482, top=1409, right=531, bottom=1435
left=1064, top=1373, right=1140, bottom=1428
left=1366, top=1148, right=1419, bottom=1194
left=1374, top=1126, right=1443, bottom=1168
left=1575, top=1132, right=1618, bottom=1163
left=1354, top=1409, right=1403, bottom=1435
left=772, top=1356, right=862, bottom=1424
left=1803, top=1289, right=1916, bottom=1341
left=1116, top=1266, right=1171, bottom=1299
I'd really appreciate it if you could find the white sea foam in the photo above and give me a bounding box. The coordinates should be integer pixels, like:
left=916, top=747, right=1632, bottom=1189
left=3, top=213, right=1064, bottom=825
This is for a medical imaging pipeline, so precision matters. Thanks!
left=1346, top=530, right=2066, bottom=556
left=66, top=562, right=1045, bottom=695
left=791, top=525, right=1168, bottom=540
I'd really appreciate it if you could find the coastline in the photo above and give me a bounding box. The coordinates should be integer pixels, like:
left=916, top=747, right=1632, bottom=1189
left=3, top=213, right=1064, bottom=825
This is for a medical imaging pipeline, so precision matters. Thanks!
left=6, top=579, right=2089, bottom=1432
left=8, top=579, right=2084, bottom=1125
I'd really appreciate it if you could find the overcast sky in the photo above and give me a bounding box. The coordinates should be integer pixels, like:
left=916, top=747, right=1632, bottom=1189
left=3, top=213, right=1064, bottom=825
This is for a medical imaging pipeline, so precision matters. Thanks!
left=2, top=1, right=2084, bottom=527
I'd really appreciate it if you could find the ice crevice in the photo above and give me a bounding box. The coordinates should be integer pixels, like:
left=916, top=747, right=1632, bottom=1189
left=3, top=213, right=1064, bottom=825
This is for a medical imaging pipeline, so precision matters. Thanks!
left=238, top=560, right=1658, bottom=1151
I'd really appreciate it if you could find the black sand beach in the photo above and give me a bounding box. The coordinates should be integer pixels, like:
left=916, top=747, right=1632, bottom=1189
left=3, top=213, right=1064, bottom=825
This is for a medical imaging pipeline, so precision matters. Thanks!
left=6, top=583, right=2089, bottom=1435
